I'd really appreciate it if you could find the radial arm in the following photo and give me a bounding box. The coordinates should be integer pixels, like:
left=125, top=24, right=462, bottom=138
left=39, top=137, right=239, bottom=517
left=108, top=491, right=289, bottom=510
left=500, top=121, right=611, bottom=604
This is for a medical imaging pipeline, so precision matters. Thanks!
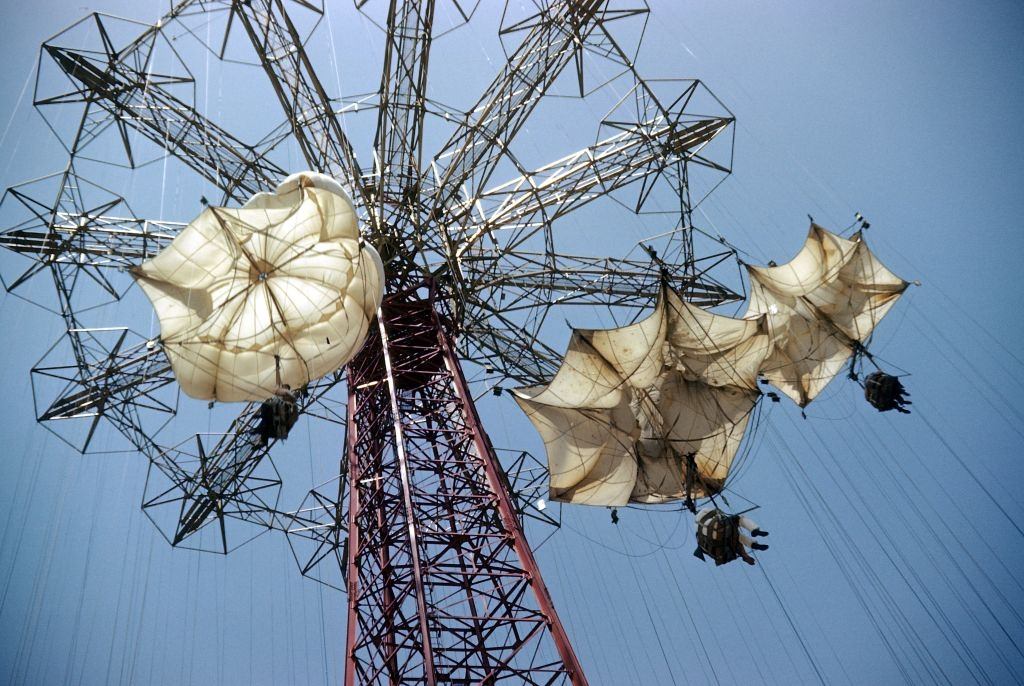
left=41, top=44, right=285, bottom=202
left=454, top=114, right=731, bottom=259
left=372, top=0, right=435, bottom=233
left=0, top=212, right=180, bottom=279
left=459, top=250, right=738, bottom=312
left=232, top=0, right=369, bottom=204
left=430, top=0, right=609, bottom=215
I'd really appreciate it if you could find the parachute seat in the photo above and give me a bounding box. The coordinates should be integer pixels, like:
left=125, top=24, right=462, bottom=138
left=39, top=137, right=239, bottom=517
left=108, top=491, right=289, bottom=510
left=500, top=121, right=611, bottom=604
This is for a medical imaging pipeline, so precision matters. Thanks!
left=257, top=390, right=299, bottom=443
left=695, top=509, right=741, bottom=566
left=864, top=371, right=911, bottom=414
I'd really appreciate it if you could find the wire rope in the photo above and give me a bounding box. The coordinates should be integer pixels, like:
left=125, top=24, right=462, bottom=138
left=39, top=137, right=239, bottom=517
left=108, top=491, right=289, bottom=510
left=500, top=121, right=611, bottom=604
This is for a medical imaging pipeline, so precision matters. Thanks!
left=614, top=525, right=681, bottom=685
left=846, top=411, right=1024, bottom=681
left=642, top=511, right=724, bottom=686
left=757, top=562, right=827, bottom=685
left=785, top=412, right=991, bottom=684
left=766, top=427, right=940, bottom=685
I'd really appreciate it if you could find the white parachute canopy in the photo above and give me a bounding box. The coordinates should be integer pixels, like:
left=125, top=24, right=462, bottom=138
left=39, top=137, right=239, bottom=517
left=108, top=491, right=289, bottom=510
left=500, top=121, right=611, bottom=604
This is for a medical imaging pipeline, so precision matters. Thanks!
left=513, top=223, right=908, bottom=508
left=513, top=287, right=770, bottom=507
left=746, top=224, right=908, bottom=406
left=133, top=172, right=384, bottom=402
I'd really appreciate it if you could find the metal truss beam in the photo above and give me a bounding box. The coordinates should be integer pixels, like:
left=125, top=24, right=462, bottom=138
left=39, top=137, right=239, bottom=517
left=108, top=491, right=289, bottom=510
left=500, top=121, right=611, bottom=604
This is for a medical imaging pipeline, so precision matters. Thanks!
left=232, top=0, right=370, bottom=205
left=460, top=249, right=739, bottom=311
left=343, top=287, right=587, bottom=685
left=0, top=212, right=179, bottom=278
left=455, top=114, right=732, bottom=258
left=41, top=31, right=284, bottom=202
left=430, top=0, right=608, bottom=215
left=374, top=0, right=435, bottom=203
left=371, top=0, right=435, bottom=269
left=458, top=310, right=563, bottom=384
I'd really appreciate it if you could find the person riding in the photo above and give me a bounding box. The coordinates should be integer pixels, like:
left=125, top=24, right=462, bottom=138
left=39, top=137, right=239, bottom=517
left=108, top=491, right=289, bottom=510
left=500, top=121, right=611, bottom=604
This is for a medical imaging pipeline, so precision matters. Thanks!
left=255, top=384, right=299, bottom=445
left=863, top=370, right=911, bottom=414
left=693, top=507, right=769, bottom=566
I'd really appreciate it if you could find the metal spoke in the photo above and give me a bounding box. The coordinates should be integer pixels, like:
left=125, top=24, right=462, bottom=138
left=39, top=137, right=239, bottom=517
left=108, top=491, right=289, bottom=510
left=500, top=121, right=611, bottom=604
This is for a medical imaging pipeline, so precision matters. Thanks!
left=458, top=303, right=563, bottom=385
left=373, top=1, right=435, bottom=232
left=41, top=19, right=285, bottom=201
left=430, top=0, right=609, bottom=216
left=454, top=113, right=731, bottom=259
left=233, top=1, right=370, bottom=207
left=460, top=249, right=739, bottom=312
left=0, top=212, right=180, bottom=275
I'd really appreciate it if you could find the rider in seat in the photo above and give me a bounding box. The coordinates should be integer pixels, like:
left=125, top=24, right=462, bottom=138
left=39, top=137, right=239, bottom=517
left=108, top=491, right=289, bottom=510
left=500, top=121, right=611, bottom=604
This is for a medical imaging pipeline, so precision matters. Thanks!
left=693, top=507, right=769, bottom=566
left=256, top=384, right=299, bottom=445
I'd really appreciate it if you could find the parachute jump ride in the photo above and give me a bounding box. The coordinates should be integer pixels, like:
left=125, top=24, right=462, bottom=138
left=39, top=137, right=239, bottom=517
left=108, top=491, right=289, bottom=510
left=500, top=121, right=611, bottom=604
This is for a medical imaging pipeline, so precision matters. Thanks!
left=2, top=1, right=968, bottom=683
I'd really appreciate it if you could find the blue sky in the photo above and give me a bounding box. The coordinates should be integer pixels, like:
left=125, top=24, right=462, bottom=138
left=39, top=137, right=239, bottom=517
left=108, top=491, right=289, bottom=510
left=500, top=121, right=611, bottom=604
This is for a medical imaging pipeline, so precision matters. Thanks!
left=0, top=1, right=1022, bottom=684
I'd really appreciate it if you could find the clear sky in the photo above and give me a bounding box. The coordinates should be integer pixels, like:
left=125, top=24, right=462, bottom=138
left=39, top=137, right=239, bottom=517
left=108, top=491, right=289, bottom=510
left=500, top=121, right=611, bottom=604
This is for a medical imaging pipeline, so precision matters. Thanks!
left=0, top=1, right=1022, bottom=684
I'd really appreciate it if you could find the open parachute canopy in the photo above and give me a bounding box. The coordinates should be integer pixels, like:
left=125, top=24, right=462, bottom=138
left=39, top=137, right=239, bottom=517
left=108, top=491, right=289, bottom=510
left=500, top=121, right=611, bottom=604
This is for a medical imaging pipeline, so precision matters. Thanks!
left=514, top=224, right=908, bottom=507
left=132, top=172, right=384, bottom=402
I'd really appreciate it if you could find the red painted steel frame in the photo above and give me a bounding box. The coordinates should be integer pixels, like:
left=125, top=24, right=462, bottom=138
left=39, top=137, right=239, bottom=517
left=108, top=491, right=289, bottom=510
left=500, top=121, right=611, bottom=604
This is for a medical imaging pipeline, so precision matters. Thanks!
left=343, top=284, right=587, bottom=685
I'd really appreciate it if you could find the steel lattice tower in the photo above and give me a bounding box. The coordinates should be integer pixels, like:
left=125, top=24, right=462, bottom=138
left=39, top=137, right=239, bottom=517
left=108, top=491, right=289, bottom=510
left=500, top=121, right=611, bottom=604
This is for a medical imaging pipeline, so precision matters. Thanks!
left=344, top=286, right=584, bottom=683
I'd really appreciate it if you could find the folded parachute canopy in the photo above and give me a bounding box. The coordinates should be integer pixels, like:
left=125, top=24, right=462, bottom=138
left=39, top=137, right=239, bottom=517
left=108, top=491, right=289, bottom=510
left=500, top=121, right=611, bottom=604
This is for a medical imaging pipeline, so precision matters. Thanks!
left=746, top=224, right=908, bottom=406
left=513, top=287, right=771, bottom=506
left=132, top=172, right=384, bottom=402
left=514, top=223, right=907, bottom=507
